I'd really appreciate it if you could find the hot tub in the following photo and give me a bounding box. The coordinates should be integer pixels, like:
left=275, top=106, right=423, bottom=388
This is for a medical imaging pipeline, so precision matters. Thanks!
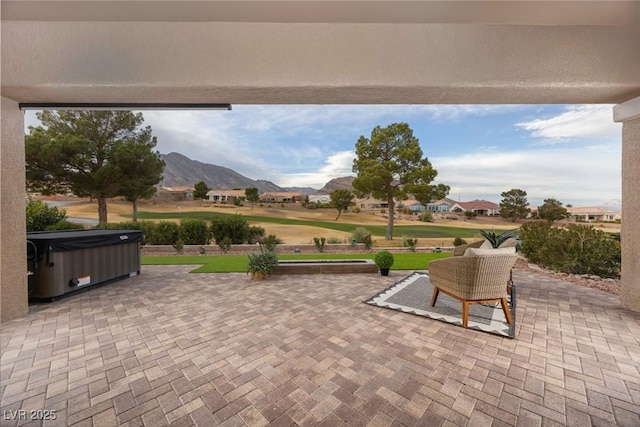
left=27, top=229, right=143, bottom=301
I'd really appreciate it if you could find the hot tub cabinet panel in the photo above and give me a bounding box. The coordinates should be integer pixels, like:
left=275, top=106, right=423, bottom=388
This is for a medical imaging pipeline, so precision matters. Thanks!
left=27, top=230, right=143, bottom=300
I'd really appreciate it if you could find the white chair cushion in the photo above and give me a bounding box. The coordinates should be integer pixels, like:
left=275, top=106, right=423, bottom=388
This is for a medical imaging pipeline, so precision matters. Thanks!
left=480, top=239, right=493, bottom=249
left=463, top=247, right=517, bottom=257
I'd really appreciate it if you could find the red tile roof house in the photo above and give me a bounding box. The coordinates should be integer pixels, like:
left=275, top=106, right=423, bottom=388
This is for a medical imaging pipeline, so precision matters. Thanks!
left=260, top=191, right=304, bottom=203
left=155, top=186, right=194, bottom=202
left=355, top=197, right=389, bottom=210
left=451, top=199, right=501, bottom=216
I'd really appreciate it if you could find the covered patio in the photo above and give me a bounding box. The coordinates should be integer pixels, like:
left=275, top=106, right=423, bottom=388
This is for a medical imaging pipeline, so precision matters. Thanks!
left=1, top=267, right=639, bottom=426
left=2, top=1, right=640, bottom=425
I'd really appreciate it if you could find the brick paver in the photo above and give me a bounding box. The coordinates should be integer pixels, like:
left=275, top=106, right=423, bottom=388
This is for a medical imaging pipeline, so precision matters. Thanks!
left=1, top=266, right=639, bottom=426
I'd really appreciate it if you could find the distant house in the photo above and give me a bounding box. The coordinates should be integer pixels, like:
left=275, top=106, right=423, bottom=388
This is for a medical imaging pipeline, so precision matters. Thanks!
left=567, top=207, right=620, bottom=222
left=402, top=200, right=426, bottom=213
left=260, top=192, right=304, bottom=203
left=451, top=199, right=501, bottom=216
left=206, top=189, right=246, bottom=204
left=156, top=186, right=194, bottom=202
left=308, top=194, right=331, bottom=204
left=356, top=198, right=389, bottom=210
left=427, top=198, right=454, bottom=213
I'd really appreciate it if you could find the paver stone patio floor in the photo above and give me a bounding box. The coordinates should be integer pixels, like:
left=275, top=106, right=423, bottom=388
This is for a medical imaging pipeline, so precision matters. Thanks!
left=1, top=266, right=639, bottom=426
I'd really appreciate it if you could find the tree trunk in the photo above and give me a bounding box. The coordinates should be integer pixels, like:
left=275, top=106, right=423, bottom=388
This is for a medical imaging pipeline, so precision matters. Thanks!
left=132, top=200, right=138, bottom=222
left=386, top=197, right=395, bottom=240
left=97, top=197, right=108, bottom=224
left=335, top=209, right=342, bottom=221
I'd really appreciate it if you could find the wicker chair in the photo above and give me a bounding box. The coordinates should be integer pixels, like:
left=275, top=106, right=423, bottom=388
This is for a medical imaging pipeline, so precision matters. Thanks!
left=428, top=253, right=518, bottom=328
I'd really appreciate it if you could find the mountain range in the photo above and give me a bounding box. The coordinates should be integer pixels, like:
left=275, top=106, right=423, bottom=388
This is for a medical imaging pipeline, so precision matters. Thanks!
left=160, top=153, right=618, bottom=209
left=160, top=152, right=346, bottom=194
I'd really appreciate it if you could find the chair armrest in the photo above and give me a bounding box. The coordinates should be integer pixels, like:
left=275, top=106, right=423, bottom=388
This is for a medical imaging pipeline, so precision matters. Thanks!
left=452, top=240, right=483, bottom=257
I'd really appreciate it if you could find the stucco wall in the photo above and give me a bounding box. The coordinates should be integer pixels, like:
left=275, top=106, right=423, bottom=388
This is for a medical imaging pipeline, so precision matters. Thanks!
left=621, top=117, right=640, bottom=312
left=1, top=97, right=28, bottom=322
left=2, top=21, right=639, bottom=104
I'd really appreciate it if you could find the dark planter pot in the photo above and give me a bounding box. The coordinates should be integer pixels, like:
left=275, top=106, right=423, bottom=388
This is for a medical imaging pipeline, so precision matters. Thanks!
left=380, top=268, right=390, bottom=276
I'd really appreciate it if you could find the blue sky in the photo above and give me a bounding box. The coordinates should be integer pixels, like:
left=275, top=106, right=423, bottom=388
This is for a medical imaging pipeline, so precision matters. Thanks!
left=25, top=104, right=621, bottom=208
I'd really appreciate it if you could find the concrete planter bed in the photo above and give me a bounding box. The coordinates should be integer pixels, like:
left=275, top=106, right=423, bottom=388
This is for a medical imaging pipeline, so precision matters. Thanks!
left=272, top=259, right=378, bottom=275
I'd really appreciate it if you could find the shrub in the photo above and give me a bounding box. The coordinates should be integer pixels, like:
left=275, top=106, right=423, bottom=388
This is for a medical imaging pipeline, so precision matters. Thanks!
left=248, top=226, right=266, bottom=244
left=172, top=238, right=184, bottom=253
left=464, top=211, right=478, bottom=219
left=374, top=250, right=395, bottom=269
left=26, top=199, right=67, bottom=232
left=419, top=212, right=433, bottom=222
left=453, top=237, right=468, bottom=247
left=352, top=207, right=361, bottom=213
left=402, top=236, right=417, bottom=252
left=97, top=221, right=155, bottom=245
left=149, top=221, right=179, bottom=245
left=352, top=227, right=372, bottom=243
left=363, top=235, right=373, bottom=250
left=179, top=218, right=210, bottom=245
left=326, top=237, right=344, bottom=244
left=218, top=236, right=232, bottom=253
left=313, top=237, right=326, bottom=253
left=46, top=221, right=84, bottom=231
left=210, top=215, right=250, bottom=244
left=261, top=234, right=281, bottom=251
left=520, top=222, right=620, bottom=278
left=305, top=203, right=318, bottom=210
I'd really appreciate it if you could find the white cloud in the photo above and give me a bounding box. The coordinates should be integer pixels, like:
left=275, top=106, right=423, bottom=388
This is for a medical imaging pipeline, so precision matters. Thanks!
left=516, top=105, right=621, bottom=144
left=277, top=150, right=356, bottom=188
left=23, top=105, right=621, bottom=205
left=432, top=145, right=621, bottom=206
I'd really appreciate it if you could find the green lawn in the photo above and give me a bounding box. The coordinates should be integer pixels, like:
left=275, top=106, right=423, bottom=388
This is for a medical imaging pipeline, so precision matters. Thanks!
left=134, top=211, right=495, bottom=238
left=142, top=252, right=451, bottom=273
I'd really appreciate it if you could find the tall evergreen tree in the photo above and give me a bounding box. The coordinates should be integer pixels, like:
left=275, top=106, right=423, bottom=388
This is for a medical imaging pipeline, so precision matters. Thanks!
left=25, top=110, right=163, bottom=224
left=329, top=189, right=355, bottom=221
left=112, top=141, right=164, bottom=221
left=353, top=122, right=448, bottom=240
left=538, top=198, right=570, bottom=223
left=245, top=187, right=260, bottom=209
left=499, top=188, right=531, bottom=222
left=193, top=181, right=211, bottom=200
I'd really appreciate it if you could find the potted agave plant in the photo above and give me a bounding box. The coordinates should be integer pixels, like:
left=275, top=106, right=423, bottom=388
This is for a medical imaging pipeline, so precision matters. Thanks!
left=374, top=250, right=394, bottom=276
left=247, top=244, right=279, bottom=280
left=478, top=229, right=519, bottom=249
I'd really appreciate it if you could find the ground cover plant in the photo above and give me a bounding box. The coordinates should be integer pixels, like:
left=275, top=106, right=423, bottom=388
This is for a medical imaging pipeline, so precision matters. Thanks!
left=135, top=211, right=493, bottom=239
left=519, top=222, right=621, bottom=278
left=142, top=252, right=451, bottom=273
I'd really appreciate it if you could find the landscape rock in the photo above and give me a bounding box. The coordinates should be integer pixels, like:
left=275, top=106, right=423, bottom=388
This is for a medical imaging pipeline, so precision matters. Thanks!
left=515, top=258, right=620, bottom=296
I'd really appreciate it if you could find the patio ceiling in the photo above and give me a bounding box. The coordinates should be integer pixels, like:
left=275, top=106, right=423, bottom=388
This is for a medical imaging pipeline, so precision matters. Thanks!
left=1, top=1, right=639, bottom=105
